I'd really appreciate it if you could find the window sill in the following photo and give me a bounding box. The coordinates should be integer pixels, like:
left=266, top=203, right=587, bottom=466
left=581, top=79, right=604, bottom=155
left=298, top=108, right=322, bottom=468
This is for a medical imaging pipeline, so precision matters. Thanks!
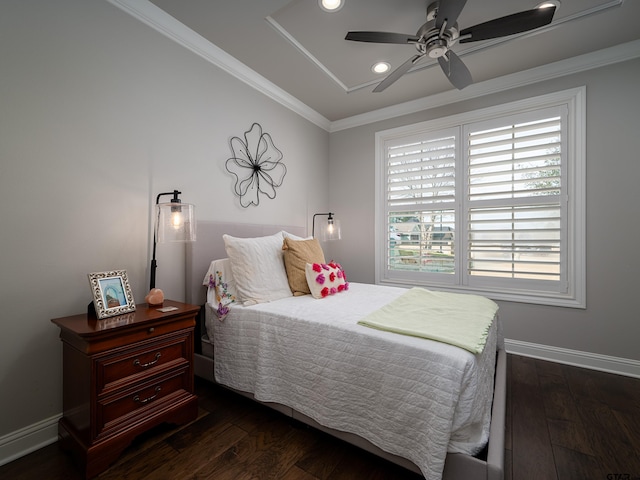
left=376, top=279, right=586, bottom=309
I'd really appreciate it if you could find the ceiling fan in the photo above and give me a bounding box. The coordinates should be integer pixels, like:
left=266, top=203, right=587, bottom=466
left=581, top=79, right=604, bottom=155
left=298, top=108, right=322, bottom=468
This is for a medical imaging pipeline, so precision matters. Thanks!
left=345, top=0, right=556, bottom=92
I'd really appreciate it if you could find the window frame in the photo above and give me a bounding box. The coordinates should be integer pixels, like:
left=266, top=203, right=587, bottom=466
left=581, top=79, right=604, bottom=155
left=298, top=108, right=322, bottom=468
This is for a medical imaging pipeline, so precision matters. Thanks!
left=374, top=87, right=586, bottom=308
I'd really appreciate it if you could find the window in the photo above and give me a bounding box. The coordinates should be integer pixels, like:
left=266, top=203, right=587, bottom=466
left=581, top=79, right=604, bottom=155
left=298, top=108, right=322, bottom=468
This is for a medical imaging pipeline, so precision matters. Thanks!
left=375, top=88, right=585, bottom=307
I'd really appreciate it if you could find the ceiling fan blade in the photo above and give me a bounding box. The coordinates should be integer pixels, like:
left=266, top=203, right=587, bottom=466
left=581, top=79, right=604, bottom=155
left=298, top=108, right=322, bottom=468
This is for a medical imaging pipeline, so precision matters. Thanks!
left=438, top=50, right=473, bottom=90
left=345, top=31, right=419, bottom=44
left=373, top=54, right=424, bottom=92
left=435, top=0, right=468, bottom=30
left=459, top=6, right=556, bottom=43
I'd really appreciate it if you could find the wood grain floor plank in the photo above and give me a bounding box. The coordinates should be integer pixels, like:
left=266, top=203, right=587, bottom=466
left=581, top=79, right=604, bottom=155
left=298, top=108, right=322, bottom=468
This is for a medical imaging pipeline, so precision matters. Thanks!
left=612, top=408, right=640, bottom=460
left=510, top=356, right=558, bottom=480
left=574, top=397, right=640, bottom=476
left=504, top=354, right=513, bottom=452
left=552, top=444, right=604, bottom=480
left=503, top=447, right=513, bottom=480
left=534, top=358, right=565, bottom=377
left=236, top=426, right=319, bottom=480
left=140, top=423, right=247, bottom=480
left=192, top=415, right=299, bottom=480
left=325, top=449, right=391, bottom=480
left=97, top=441, right=179, bottom=480
left=546, top=417, right=594, bottom=456
left=164, top=410, right=225, bottom=452
left=0, top=442, right=81, bottom=480
left=538, top=369, right=582, bottom=423
left=281, top=465, right=321, bottom=480
left=332, top=449, right=422, bottom=480
left=295, top=432, right=348, bottom=479
left=536, top=363, right=595, bottom=457
left=595, top=371, right=640, bottom=413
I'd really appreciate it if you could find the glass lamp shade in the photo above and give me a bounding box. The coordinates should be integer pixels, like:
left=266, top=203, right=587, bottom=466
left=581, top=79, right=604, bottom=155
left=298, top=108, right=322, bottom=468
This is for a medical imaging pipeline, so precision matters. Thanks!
left=321, top=217, right=341, bottom=241
left=155, top=202, right=196, bottom=243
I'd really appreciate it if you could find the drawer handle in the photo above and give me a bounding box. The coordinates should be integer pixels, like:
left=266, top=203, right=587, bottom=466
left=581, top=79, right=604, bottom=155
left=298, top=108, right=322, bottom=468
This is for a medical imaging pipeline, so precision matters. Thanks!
left=133, top=352, right=161, bottom=368
left=133, top=386, right=161, bottom=404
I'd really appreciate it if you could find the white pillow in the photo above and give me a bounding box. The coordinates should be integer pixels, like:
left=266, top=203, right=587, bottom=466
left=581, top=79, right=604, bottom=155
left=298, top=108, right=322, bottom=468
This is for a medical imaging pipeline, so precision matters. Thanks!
left=282, top=230, right=311, bottom=241
left=223, top=232, right=292, bottom=306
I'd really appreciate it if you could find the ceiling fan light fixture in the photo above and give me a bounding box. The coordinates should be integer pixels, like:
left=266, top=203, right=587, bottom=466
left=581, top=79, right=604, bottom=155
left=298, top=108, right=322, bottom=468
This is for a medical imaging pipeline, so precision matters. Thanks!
left=426, top=38, right=449, bottom=59
left=372, top=62, right=390, bottom=74
left=537, top=0, right=560, bottom=9
left=319, top=0, right=343, bottom=12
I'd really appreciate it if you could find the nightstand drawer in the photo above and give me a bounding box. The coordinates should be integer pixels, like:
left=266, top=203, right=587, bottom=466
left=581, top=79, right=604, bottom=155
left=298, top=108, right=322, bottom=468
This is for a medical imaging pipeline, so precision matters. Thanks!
left=95, top=367, right=190, bottom=439
left=96, top=332, right=190, bottom=393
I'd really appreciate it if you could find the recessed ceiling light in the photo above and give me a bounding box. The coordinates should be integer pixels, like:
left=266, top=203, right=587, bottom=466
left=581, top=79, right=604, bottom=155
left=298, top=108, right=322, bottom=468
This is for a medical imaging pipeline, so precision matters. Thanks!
left=319, top=0, right=343, bottom=12
left=537, top=0, right=560, bottom=9
left=372, top=62, right=390, bottom=74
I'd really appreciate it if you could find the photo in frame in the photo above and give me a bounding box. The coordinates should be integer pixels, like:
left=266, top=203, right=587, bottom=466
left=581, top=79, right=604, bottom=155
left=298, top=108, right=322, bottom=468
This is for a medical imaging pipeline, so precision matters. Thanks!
left=88, top=270, right=136, bottom=319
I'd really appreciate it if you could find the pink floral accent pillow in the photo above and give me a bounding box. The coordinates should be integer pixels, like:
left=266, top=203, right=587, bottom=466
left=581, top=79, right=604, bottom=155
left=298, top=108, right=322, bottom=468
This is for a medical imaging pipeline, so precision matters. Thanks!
left=305, top=261, right=349, bottom=299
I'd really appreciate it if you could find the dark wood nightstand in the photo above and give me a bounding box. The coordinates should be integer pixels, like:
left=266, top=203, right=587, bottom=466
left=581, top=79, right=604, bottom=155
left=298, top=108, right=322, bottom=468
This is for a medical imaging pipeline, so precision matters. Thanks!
left=51, top=300, right=200, bottom=479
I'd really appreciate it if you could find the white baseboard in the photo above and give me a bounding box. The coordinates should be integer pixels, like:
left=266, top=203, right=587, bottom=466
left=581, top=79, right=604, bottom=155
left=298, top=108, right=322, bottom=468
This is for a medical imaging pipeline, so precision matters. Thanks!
left=505, top=339, right=640, bottom=378
left=0, top=414, right=60, bottom=467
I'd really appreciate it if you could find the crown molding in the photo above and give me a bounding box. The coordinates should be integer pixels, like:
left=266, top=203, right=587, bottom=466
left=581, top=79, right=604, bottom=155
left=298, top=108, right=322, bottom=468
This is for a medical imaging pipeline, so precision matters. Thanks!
left=105, top=0, right=331, bottom=131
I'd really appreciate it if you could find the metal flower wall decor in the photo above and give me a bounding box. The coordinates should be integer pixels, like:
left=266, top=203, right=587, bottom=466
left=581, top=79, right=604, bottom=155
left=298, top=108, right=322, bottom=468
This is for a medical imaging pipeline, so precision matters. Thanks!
left=225, top=123, right=287, bottom=208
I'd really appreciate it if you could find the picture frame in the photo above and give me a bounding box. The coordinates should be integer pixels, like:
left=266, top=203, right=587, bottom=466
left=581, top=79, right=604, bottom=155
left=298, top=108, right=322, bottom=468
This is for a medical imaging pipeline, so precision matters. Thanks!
left=88, top=270, right=136, bottom=319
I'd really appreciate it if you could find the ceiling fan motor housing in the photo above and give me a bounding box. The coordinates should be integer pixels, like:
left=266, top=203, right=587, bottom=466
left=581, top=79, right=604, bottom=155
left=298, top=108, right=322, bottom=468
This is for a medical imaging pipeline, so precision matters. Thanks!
left=418, top=2, right=460, bottom=59
left=425, top=38, right=447, bottom=58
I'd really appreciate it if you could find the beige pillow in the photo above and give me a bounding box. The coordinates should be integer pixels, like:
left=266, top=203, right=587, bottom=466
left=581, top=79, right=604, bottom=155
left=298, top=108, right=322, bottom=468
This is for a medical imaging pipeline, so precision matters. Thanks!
left=282, top=237, right=325, bottom=295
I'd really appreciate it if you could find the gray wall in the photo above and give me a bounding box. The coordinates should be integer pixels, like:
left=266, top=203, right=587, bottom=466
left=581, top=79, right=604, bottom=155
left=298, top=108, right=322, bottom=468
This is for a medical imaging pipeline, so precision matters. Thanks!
left=329, top=58, right=640, bottom=362
left=0, top=0, right=329, bottom=439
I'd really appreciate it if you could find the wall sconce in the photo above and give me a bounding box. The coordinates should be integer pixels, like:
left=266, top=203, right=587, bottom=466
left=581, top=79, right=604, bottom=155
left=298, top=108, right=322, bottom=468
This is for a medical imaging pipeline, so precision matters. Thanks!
left=312, top=212, right=341, bottom=241
left=150, top=190, right=196, bottom=290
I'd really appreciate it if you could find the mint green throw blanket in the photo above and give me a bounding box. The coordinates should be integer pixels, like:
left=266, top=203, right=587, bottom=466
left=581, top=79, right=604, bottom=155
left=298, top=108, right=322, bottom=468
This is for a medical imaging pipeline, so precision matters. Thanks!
left=357, top=288, right=498, bottom=354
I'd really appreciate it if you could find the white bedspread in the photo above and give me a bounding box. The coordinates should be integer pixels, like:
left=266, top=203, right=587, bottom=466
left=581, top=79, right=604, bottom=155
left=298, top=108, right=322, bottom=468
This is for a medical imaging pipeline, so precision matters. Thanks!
left=211, top=283, right=498, bottom=480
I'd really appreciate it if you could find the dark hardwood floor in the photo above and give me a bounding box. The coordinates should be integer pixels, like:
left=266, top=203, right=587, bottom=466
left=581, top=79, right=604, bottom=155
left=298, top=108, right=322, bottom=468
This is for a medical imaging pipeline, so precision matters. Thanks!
left=2, top=354, right=639, bottom=480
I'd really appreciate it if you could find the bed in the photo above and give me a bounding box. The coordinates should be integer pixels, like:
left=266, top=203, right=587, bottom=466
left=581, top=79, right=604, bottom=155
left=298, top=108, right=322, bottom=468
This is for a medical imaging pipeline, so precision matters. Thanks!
left=186, top=221, right=506, bottom=480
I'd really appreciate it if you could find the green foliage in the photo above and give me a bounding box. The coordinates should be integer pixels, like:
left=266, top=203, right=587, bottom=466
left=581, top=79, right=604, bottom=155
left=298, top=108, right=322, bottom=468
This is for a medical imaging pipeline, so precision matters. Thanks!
left=524, top=157, right=561, bottom=194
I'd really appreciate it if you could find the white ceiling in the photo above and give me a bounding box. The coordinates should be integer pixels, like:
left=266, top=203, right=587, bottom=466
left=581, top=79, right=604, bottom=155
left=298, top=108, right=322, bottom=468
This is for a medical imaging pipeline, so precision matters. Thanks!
left=135, top=0, right=639, bottom=123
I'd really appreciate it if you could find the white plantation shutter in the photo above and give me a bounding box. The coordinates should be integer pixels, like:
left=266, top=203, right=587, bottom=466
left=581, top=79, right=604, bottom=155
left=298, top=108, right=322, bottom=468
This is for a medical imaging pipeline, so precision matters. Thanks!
left=465, top=108, right=566, bottom=291
left=376, top=89, right=585, bottom=307
left=387, top=133, right=456, bottom=210
left=384, top=129, right=458, bottom=283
